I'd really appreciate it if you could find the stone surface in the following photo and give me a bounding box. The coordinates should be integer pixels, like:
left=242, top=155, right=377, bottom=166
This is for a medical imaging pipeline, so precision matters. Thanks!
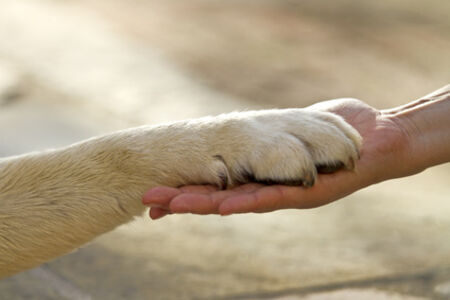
left=0, top=61, right=24, bottom=105
left=262, top=289, right=427, bottom=300
left=0, top=0, right=260, bottom=127
left=435, top=281, right=450, bottom=296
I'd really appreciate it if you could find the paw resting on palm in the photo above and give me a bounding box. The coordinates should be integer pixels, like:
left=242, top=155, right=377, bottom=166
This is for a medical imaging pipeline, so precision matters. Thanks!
left=203, top=109, right=362, bottom=188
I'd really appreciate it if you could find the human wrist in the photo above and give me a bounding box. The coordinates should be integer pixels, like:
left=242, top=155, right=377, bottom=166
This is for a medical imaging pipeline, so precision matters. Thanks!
left=390, top=85, right=450, bottom=174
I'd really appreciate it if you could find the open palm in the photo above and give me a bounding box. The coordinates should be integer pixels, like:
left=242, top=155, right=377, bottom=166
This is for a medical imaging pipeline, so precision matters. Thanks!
left=143, top=98, right=409, bottom=219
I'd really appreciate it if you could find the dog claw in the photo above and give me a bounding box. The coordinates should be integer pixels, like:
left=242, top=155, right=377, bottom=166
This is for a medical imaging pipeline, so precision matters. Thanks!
left=301, top=171, right=316, bottom=187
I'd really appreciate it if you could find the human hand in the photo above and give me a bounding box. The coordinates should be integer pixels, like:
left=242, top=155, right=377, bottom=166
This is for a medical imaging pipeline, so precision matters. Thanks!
left=142, top=98, right=411, bottom=219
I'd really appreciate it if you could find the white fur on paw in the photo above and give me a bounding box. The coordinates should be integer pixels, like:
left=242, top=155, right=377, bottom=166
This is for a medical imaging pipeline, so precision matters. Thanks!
left=210, top=109, right=362, bottom=188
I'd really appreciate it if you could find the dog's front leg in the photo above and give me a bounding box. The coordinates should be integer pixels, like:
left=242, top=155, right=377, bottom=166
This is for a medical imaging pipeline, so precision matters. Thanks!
left=0, top=118, right=240, bottom=277
left=0, top=109, right=361, bottom=277
left=0, top=127, right=172, bottom=277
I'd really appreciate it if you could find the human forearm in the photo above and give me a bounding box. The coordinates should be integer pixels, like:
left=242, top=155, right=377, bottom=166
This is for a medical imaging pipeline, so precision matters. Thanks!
left=390, top=85, right=450, bottom=175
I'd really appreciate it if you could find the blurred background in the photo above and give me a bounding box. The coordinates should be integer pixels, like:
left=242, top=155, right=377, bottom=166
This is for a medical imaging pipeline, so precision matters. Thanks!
left=0, top=0, right=449, bottom=299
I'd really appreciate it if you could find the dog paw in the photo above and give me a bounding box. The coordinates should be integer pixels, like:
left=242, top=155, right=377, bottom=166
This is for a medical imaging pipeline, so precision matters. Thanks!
left=210, top=109, right=362, bottom=188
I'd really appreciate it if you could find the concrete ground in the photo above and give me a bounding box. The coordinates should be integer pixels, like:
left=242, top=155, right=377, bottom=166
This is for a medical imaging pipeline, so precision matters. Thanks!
left=0, top=1, right=449, bottom=299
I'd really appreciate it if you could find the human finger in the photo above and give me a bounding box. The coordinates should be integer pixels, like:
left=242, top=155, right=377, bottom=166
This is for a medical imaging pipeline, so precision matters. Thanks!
left=170, top=184, right=262, bottom=214
left=142, top=186, right=181, bottom=208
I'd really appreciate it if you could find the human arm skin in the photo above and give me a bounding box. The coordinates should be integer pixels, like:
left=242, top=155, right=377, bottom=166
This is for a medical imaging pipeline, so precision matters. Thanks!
left=143, top=84, right=450, bottom=218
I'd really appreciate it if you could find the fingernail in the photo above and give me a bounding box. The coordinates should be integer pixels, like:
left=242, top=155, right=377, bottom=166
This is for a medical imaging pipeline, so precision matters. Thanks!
left=142, top=191, right=154, bottom=204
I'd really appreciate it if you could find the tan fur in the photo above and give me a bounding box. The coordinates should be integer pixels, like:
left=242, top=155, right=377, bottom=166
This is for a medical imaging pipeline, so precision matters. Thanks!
left=0, top=108, right=361, bottom=277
